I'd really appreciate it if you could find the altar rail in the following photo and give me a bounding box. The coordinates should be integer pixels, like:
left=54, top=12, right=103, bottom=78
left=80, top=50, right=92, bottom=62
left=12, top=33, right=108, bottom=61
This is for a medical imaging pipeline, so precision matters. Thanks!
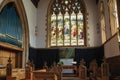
left=33, top=72, right=57, bottom=80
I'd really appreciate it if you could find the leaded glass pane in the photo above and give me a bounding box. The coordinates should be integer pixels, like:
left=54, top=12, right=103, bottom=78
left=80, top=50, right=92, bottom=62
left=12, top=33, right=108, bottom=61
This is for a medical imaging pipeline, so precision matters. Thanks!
left=71, top=12, right=77, bottom=45
left=64, top=12, right=70, bottom=46
left=77, top=11, right=84, bottom=45
left=57, top=12, right=64, bottom=46
left=51, top=13, right=57, bottom=46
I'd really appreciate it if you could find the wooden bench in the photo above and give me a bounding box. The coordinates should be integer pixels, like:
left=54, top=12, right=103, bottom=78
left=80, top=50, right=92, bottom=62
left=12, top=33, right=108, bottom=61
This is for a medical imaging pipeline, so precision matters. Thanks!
left=32, top=72, right=57, bottom=80
left=6, top=76, right=16, bottom=80
left=12, top=68, right=25, bottom=80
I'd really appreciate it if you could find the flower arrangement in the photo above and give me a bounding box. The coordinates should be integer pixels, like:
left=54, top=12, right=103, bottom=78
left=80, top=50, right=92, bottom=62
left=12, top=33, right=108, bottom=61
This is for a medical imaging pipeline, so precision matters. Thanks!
left=57, top=61, right=64, bottom=66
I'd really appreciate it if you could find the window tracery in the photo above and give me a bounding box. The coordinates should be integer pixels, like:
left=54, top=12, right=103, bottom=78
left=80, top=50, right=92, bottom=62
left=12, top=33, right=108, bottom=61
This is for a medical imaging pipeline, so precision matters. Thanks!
left=49, top=0, right=87, bottom=47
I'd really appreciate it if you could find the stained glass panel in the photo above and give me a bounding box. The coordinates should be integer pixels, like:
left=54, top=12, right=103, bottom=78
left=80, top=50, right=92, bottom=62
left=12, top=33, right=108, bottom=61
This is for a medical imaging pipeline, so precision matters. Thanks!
left=71, top=12, right=77, bottom=45
left=51, top=13, right=57, bottom=46
left=50, top=0, right=85, bottom=47
left=77, top=11, right=84, bottom=45
left=57, top=12, right=64, bottom=46
left=64, top=12, right=70, bottom=46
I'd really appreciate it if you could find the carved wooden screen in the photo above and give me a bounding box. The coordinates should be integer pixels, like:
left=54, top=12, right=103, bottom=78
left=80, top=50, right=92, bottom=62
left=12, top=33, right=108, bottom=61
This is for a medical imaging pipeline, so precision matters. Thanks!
left=50, top=0, right=86, bottom=47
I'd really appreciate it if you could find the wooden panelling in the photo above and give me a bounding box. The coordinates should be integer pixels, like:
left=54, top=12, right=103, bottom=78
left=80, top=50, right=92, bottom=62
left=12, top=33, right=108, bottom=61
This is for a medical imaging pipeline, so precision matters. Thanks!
left=107, top=56, right=120, bottom=76
left=0, top=49, right=16, bottom=68
left=0, top=47, right=22, bottom=68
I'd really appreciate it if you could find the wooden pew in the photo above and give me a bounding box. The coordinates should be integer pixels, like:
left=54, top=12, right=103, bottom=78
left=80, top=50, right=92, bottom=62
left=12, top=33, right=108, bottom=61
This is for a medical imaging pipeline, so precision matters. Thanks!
left=50, top=62, right=62, bottom=80
left=32, top=71, right=57, bottom=80
left=101, top=58, right=109, bottom=80
left=5, top=57, right=26, bottom=80
left=0, top=58, right=34, bottom=80
left=32, top=62, right=62, bottom=80
left=0, top=67, right=6, bottom=80
left=6, top=76, right=16, bottom=80
left=25, top=60, right=35, bottom=80
left=12, top=69, right=25, bottom=80
left=78, top=59, right=87, bottom=80
left=89, top=59, right=98, bottom=77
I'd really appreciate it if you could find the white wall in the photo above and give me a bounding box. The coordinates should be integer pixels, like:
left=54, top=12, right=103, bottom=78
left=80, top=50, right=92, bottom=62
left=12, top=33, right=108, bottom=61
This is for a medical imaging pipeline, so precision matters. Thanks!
left=0, top=0, right=3, bottom=4
left=36, top=0, right=50, bottom=48
left=22, top=0, right=37, bottom=47
left=85, top=0, right=101, bottom=47
left=36, top=0, right=101, bottom=48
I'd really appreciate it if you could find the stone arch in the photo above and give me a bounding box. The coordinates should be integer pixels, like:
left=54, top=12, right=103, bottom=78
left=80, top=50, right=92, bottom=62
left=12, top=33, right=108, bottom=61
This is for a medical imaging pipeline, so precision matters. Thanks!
left=47, top=0, right=88, bottom=47
left=0, top=0, right=29, bottom=67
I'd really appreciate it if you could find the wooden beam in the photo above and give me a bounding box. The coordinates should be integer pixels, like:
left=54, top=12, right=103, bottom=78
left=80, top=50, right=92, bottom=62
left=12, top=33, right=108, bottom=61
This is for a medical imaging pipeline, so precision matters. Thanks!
left=0, top=41, right=23, bottom=51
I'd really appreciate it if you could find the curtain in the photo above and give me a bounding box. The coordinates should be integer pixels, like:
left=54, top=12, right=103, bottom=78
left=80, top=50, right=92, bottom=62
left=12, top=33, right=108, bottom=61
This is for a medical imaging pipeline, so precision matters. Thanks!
left=0, top=3, right=22, bottom=47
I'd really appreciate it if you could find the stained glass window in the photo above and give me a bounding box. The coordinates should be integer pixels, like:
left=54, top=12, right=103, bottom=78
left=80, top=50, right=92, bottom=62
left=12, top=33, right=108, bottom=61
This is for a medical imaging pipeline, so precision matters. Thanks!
left=109, top=0, right=119, bottom=35
left=50, top=0, right=85, bottom=47
left=100, top=1, right=106, bottom=43
left=109, top=0, right=119, bottom=42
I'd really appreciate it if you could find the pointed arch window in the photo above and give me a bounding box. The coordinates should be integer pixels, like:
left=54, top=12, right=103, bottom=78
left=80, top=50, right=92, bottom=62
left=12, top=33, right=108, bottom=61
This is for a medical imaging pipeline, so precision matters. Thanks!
left=109, top=0, right=120, bottom=41
left=99, top=1, right=106, bottom=43
left=49, top=0, right=87, bottom=47
left=109, top=0, right=119, bottom=35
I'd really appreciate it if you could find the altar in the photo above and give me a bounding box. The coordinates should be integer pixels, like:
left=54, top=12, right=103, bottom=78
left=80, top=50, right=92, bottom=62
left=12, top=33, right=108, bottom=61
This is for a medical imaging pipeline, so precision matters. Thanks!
left=60, top=59, right=77, bottom=74
left=62, top=65, right=77, bottom=71
left=62, top=65, right=77, bottom=73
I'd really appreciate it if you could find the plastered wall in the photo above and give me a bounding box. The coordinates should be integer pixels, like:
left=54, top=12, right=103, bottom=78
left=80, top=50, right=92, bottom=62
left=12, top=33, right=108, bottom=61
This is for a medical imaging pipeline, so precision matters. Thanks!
left=22, top=0, right=37, bottom=47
